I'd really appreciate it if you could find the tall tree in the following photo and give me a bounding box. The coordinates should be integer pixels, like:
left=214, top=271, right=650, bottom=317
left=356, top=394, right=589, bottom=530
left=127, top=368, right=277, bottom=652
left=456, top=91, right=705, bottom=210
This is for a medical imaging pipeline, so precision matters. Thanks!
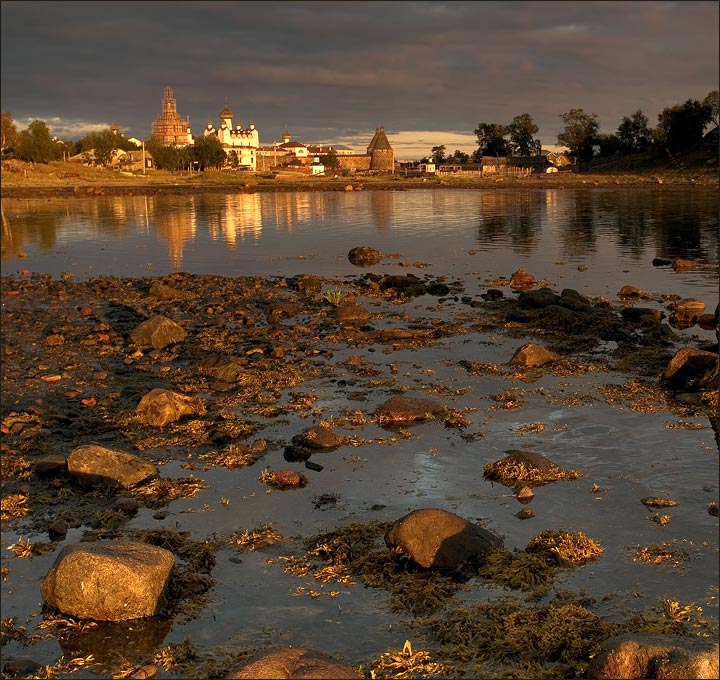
left=15, top=120, right=57, bottom=163
left=430, top=145, right=446, bottom=164
left=448, top=149, right=470, bottom=164
left=616, top=109, right=651, bottom=155
left=192, top=134, right=226, bottom=170
left=507, top=113, right=539, bottom=156
left=557, top=109, right=599, bottom=162
left=657, top=98, right=712, bottom=153
left=474, top=122, right=509, bottom=157
left=702, top=90, right=719, bottom=128
left=1, top=111, right=19, bottom=153
left=145, top=135, right=181, bottom=170
left=430, top=144, right=447, bottom=165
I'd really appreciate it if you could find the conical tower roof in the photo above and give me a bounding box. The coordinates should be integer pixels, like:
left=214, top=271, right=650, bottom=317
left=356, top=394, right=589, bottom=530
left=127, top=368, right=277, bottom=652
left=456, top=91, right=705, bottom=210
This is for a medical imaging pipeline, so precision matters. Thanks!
left=367, top=126, right=392, bottom=152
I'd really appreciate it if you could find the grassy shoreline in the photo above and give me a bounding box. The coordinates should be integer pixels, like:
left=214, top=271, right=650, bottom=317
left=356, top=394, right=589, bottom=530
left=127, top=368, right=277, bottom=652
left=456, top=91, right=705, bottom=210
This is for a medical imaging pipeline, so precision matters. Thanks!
left=2, top=160, right=718, bottom=198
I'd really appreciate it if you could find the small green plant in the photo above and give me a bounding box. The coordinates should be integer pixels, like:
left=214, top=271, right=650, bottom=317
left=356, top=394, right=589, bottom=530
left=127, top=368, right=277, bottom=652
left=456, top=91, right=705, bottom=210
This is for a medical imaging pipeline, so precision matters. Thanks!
left=323, top=289, right=345, bottom=306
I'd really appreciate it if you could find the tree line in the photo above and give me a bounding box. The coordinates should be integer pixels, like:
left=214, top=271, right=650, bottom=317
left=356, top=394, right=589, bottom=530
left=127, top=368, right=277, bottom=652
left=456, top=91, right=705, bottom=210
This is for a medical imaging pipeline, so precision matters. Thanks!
left=426, top=90, right=718, bottom=165
left=3, top=90, right=718, bottom=168
left=0, top=115, right=230, bottom=170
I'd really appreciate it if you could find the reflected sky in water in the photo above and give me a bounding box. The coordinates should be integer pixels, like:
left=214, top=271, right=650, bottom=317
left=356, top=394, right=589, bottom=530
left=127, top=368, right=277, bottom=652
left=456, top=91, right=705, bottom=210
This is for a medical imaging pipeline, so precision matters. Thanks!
left=2, top=188, right=718, bottom=308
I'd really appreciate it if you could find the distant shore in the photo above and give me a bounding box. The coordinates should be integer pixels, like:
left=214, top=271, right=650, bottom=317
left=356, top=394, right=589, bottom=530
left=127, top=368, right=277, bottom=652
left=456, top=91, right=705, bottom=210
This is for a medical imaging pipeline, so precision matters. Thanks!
left=2, top=159, right=717, bottom=199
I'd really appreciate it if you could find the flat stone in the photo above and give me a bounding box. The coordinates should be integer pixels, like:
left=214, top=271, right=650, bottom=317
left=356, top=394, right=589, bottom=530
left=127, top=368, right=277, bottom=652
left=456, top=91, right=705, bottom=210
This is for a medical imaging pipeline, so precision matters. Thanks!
left=67, top=444, right=158, bottom=489
left=374, top=396, right=444, bottom=425
left=292, top=425, right=345, bottom=450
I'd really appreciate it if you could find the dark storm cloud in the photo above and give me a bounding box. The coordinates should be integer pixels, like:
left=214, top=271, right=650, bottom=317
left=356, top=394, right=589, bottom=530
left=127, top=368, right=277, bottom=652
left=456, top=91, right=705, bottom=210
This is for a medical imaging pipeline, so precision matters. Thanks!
left=1, top=0, right=717, bottom=155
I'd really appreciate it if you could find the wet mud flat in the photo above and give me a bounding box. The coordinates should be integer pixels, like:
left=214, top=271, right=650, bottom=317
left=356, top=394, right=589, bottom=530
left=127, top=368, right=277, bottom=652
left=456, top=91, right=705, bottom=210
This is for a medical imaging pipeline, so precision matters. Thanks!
left=1, top=264, right=718, bottom=679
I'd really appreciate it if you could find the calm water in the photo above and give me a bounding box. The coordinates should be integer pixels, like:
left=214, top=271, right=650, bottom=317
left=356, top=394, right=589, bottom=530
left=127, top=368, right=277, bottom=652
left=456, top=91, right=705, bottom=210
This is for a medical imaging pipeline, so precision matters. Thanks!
left=2, top=188, right=719, bottom=312
left=1, top=188, right=718, bottom=676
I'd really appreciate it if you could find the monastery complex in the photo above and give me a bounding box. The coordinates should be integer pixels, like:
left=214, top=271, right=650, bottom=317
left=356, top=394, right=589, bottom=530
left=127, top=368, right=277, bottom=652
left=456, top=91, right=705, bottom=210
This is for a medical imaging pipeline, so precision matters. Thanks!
left=150, top=86, right=394, bottom=173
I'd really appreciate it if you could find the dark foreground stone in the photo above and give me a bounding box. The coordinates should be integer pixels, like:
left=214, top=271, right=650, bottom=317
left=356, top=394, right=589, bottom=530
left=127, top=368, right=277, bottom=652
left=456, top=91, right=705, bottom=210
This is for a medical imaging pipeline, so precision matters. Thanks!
left=40, top=541, right=175, bottom=621
left=228, top=646, right=362, bottom=679
left=385, top=508, right=502, bottom=570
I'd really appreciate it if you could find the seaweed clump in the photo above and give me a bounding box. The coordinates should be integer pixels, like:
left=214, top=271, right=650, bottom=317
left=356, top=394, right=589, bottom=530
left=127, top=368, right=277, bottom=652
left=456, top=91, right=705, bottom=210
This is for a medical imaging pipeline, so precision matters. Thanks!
left=479, top=530, right=604, bottom=597
left=417, top=594, right=619, bottom=679
left=483, top=450, right=582, bottom=487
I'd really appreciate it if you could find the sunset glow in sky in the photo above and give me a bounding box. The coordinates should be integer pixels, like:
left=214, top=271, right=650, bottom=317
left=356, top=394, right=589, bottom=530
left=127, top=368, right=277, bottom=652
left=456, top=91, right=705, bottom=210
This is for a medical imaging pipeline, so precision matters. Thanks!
left=1, top=1, right=717, bottom=159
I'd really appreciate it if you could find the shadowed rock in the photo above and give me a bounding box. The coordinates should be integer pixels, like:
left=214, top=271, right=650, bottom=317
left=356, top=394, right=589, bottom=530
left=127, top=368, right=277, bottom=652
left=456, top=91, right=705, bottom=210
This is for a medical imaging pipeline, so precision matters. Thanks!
left=374, top=396, right=444, bottom=425
left=129, top=315, right=187, bottom=349
left=228, top=646, right=362, bottom=679
left=518, top=288, right=560, bottom=309
left=385, top=508, right=502, bottom=570
left=484, top=450, right=581, bottom=486
left=587, top=633, right=719, bottom=679
left=508, top=343, right=560, bottom=368
left=661, top=347, right=718, bottom=392
left=136, top=388, right=206, bottom=427
left=40, top=541, right=174, bottom=621
left=67, top=444, right=158, bottom=489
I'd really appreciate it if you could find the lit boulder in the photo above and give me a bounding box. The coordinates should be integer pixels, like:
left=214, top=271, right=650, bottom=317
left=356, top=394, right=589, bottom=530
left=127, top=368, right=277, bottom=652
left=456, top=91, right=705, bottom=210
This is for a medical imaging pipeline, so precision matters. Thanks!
left=385, top=508, right=502, bottom=570
left=136, top=388, right=206, bottom=427
left=40, top=541, right=175, bottom=621
left=67, top=444, right=158, bottom=490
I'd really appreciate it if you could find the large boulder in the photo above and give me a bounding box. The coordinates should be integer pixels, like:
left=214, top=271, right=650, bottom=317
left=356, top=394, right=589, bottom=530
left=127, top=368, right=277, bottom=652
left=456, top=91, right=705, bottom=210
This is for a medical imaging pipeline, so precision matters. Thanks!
left=136, top=388, right=206, bottom=427
left=385, top=508, right=501, bottom=570
left=129, top=315, right=187, bottom=349
left=587, top=633, right=719, bottom=679
left=508, top=343, right=560, bottom=368
left=40, top=541, right=175, bottom=621
left=661, top=347, right=718, bottom=391
left=228, top=646, right=362, bottom=679
left=67, top=444, right=158, bottom=490
left=374, top=396, right=444, bottom=426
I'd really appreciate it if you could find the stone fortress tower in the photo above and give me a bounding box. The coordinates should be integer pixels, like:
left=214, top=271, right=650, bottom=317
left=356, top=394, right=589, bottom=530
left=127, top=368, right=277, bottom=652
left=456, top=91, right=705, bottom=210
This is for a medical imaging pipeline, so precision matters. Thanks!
left=367, top=126, right=394, bottom=170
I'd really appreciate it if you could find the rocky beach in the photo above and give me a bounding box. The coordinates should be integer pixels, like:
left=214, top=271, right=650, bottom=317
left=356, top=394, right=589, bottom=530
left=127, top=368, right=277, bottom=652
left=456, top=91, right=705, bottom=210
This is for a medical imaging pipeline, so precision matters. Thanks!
left=1, top=162, right=719, bottom=678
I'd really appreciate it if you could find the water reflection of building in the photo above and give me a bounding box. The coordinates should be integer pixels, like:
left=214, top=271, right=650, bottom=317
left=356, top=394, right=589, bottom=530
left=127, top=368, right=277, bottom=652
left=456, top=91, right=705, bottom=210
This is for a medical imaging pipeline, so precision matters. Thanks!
left=266, top=193, right=329, bottom=233
left=155, top=197, right=197, bottom=270
left=370, top=191, right=395, bottom=230
left=209, top=193, right=263, bottom=248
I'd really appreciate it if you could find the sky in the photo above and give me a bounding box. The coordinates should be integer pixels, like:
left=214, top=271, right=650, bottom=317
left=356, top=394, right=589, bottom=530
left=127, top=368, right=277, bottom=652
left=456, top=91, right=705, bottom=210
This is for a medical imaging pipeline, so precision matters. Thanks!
left=1, top=1, right=718, bottom=160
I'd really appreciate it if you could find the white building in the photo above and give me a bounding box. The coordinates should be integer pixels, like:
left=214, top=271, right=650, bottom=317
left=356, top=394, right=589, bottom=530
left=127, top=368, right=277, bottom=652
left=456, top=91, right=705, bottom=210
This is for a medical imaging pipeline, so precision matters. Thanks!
left=204, top=103, right=260, bottom=169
